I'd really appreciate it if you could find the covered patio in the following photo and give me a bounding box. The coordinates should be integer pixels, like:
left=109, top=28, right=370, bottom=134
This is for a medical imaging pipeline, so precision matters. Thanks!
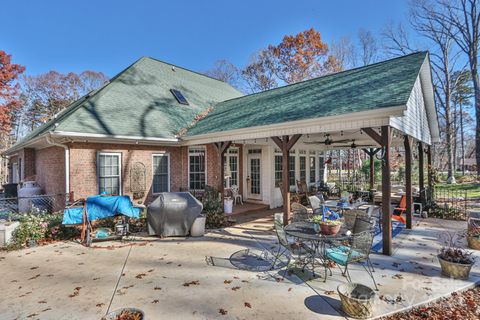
left=186, top=51, right=439, bottom=255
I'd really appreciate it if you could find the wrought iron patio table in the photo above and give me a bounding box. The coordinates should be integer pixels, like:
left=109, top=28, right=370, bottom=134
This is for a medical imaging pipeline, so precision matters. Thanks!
left=284, top=221, right=351, bottom=280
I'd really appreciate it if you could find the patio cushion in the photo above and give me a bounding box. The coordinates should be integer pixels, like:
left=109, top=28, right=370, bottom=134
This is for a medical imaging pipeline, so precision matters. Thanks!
left=326, top=246, right=364, bottom=266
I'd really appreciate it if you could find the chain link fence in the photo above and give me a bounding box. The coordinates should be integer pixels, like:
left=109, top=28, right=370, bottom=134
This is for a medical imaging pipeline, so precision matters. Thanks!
left=0, top=193, right=70, bottom=219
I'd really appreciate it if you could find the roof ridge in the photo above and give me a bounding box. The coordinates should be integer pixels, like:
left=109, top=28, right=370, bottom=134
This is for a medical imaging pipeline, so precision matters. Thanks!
left=214, top=51, right=428, bottom=105
left=143, top=56, right=243, bottom=94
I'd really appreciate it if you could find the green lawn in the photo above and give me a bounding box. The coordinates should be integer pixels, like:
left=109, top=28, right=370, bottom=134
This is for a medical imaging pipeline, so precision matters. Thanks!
left=435, top=182, right=480, bottom=198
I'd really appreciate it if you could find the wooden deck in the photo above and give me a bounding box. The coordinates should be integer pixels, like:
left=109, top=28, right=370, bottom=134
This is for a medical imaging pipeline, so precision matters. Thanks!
left=230, top=201, right=270, bottom=215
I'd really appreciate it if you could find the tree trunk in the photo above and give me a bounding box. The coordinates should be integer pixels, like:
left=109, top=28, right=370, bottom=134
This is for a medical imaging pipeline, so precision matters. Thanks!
left=473, top=69, right=480, bottom=177
left=460, top=103, right=466, bottom=175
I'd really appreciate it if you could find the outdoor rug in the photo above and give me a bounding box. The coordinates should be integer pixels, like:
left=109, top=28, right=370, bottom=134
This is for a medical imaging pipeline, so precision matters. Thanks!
left=371, top=221, right=405, bottom=253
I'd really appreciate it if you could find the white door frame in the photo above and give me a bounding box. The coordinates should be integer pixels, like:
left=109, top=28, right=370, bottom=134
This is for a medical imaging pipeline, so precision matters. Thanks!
left=246, top=151, right=262, bottom=200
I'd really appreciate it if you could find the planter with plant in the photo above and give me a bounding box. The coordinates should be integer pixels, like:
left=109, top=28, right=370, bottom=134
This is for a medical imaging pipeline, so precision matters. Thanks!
left=102, top=308, right=144, bottom=320
left=467, top=217, right=480, bottom=250
left=309, top=215, right=342, bottom=235
left=438, top=233, right=475, bottom=280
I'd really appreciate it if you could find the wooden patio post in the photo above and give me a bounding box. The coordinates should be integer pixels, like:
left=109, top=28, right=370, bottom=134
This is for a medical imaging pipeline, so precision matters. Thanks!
left=418, top=142, right=425, bottom=206
left=381, top=126, right=392, bottom=255
left=362, top=127, right=392, bottom=255
left=404, top=136, right=413, bottom=230
left=362, top=148, right=381, bottom=190
left=271, top=134, right=302, bottom=225
left=214, top=141, right=232, bottom=203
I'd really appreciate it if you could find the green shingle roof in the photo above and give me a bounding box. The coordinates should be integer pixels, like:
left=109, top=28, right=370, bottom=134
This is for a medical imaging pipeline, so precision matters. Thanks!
left=186, top=51, right=428, bottom=136
left=14, top=56, right=243, bottom=146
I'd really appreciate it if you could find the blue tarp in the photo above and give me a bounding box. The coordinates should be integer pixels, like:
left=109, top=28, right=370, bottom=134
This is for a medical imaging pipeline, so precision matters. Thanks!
left=62, top=195, right=140, bottom=225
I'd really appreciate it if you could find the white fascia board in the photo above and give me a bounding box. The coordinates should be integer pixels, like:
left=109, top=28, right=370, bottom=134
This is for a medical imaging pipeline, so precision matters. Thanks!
left=182, top=106, right=405, bottom=145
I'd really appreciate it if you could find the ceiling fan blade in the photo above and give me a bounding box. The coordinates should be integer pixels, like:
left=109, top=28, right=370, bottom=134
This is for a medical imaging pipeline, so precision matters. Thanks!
left=330, top=139, right=352, bottom=144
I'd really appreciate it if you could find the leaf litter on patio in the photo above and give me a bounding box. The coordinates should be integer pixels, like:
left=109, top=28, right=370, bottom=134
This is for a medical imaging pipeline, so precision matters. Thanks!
left=381, top=286, right=480, bottom=320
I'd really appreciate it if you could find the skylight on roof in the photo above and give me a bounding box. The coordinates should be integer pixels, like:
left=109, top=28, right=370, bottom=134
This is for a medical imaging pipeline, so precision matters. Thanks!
left=170, top=89, right=189, bottom=105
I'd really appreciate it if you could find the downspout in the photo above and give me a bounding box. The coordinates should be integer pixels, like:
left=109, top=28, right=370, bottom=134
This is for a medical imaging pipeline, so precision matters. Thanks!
left=46, top=132, right=70, bottom=195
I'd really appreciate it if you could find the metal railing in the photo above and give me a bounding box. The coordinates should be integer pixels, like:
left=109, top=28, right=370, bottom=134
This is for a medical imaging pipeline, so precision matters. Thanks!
left=0, top=193, right=71, bottom=219
left=431, top=188, right=469, bottom=220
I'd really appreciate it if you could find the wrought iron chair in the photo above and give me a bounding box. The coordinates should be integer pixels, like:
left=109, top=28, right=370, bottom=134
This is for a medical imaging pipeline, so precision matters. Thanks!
left=291, top=202, right=312, bottom=222
left=230, top=185, right=243, bottom=205
left=325, top=230, right=378, bottom=290
left=271, top=213, right=314, bottom=272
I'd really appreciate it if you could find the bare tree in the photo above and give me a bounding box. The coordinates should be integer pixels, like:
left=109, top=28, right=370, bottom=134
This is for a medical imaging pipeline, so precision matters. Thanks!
left=382, top=22, right=417, bottom=57
left=204, top=59, right=241, bottom=89
left=410, top=0, right=462, bottom=183
left=358, top=28, right=379, bottom=65
left=330, top=36, right=357, bottom=69
left=432, top=0, right=480, bottom=175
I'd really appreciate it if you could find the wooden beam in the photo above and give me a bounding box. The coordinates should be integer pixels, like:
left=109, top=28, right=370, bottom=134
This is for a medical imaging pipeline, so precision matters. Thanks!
left=404, top=135, right=413, bottom=230
left=213, top=141, right=232, bottom=204
left=381, top=126, right=392, bottom=255
left=362, top=127, right=383, bottom=146
left=369, top=152, right=375, bottom=190
left=418, top=142, right=425, bottom=206
left=271, top=134, right=302, bottom=225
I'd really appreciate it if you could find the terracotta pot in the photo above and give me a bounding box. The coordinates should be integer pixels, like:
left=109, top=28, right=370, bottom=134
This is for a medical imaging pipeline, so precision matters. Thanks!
left=438, top=255, right=473, bottom=280
left=467, top=236, right=480, bottom=250
left=102, top=308, right=144, bottom=320
left=320, top=223, right=341, bottom=235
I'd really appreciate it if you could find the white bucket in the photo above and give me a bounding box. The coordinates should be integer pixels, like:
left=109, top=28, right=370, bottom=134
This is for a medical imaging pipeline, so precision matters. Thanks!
left=224, top=199, right=233, bottom=214
left=190, top=216, right=206, bottom=237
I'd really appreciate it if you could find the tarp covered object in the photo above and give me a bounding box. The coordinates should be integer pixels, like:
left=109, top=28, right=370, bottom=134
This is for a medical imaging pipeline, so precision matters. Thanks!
left=147, top=192, right=203, bottom=237
left=62, top=195, right=140, bottom=225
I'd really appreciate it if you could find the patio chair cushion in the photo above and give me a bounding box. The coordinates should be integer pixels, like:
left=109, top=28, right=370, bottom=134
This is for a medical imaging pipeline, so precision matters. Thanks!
left=325, top=246, right=364, bottom=266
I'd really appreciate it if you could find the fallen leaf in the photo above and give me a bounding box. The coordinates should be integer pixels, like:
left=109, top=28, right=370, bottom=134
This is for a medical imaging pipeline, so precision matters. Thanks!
left=224, top=280, right=232, bottom=284
left=231, top=286, right=241, bottom=291
left=183, top=280, right=200, bottom=287
left=38, top=300, right=47, bottom=304
left=219, top=308, right=228, bottom=315
left=152, top=299, right=159, bottom=304
left=96, top=303, right=104, bottom=307
left=154, top=286, right=162, bottom=290
left=244, top=302, right=252, bottom=308
left=324, top=290, right=335, bottom=295
left=136, top=273, right=147, bottom=279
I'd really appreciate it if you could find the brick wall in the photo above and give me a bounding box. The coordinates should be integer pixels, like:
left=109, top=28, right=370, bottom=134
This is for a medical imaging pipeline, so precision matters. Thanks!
left=23, top=148, right=36, bottom=180
left=35, top=146, right=65, bottom=195
left=68, top=142, right=190, bottom=204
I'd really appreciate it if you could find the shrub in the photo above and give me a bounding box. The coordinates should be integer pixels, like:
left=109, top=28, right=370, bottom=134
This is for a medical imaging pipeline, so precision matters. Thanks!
left=202, top=185, right=226, bottom=228
left=8, top=212, right=79, bottom=249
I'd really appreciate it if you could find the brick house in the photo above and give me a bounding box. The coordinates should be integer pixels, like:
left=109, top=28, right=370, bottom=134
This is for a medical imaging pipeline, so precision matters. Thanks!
left=4, top=52, right=439, bottom=213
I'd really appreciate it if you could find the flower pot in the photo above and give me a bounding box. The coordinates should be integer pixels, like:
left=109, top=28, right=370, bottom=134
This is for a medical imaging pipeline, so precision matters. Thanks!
left=190, top=216, right=206, bottom=237
left=438, top=255, right=473, bottom=280
left=467, top=236, right=480, bottom=250
left=337, top=283, right=375, bottom=319
left=102, top=308, right=144, bottom=320
left=0, top=221, right=20, bottom=247
left=320, top=223, right=341, bottom=235
left=224, top=199, right=233, bottom=215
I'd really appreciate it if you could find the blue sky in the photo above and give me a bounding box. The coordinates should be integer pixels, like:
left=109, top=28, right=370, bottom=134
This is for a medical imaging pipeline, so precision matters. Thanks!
left=2, top=0, right=410, bottom=77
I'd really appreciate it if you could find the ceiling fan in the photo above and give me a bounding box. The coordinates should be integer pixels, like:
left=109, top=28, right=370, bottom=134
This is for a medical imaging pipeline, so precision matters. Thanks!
left=304, top=134, right=352, bottom=146
left=333, top=140, right=372, bottom=149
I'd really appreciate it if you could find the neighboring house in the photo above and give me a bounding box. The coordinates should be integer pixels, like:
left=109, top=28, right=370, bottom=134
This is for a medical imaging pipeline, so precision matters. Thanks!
left=4, top=52, right=439, bottom=210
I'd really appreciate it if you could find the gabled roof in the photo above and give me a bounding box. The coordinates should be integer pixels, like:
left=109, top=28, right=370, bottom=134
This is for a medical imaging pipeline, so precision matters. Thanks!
left=186, top=51, right=429, bottom=136
left=11, top=56, right=243, bottom=149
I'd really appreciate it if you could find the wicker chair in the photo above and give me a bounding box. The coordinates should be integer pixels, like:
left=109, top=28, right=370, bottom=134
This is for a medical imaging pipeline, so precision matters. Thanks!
left=325, top=231, right=378, bottom=290
left=343, top=209, right=369, bottom=230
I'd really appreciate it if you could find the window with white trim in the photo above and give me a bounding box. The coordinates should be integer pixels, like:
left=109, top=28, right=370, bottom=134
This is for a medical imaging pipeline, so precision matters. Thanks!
left=98, top=152, right=121, bottom=195
left=299, top=155, right=306, bottom=182
left=189, top=147, right=206, bottom=190
left=309, top=156, right=316, bottom=183
left=289, top=156, right=296, bottom=187
left=153, top=154, right=170, bottom=193
left=224, top=148, right=239, bottom=188
left=274, top=155, right=283, bottom=186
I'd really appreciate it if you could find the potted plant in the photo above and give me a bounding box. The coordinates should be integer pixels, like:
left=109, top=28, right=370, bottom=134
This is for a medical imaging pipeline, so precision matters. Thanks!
left=102, top=308, right=144, bottom=320
left=320, top=218, right=343, bottom=236
left=309, top=215, right=324, bottom=233
left=438, top=233, right=475, bottom=280
left=467, top=218, right=480, bottom=250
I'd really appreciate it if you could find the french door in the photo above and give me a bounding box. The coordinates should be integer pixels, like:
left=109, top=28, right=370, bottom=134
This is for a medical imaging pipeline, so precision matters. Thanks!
left=247, top=152, right=262, bottom=200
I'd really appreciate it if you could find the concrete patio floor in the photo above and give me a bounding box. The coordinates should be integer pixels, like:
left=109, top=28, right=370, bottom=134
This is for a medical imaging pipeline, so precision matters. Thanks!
left=0, top=211, right=479, bottom=320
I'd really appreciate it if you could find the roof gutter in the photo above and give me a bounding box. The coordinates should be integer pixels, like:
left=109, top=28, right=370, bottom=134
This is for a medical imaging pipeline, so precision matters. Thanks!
left=46, top=133, right=70, bottom=195
left=50, top=131, right=179, bottom=144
